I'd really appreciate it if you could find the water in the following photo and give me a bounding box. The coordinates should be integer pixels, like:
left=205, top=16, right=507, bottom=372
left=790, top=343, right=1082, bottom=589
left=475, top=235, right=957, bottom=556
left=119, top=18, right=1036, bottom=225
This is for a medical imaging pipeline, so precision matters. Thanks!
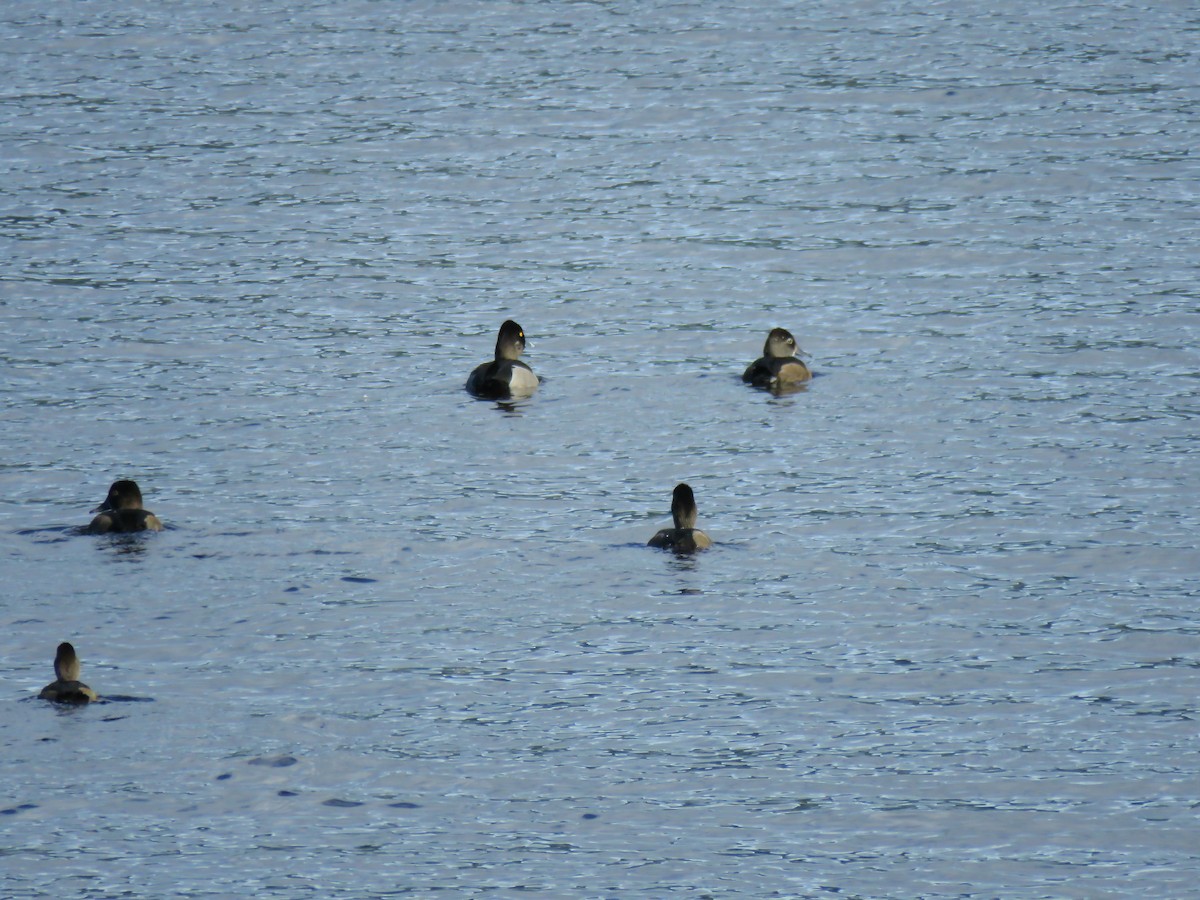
left=2, top=0, right=1198, bottom=896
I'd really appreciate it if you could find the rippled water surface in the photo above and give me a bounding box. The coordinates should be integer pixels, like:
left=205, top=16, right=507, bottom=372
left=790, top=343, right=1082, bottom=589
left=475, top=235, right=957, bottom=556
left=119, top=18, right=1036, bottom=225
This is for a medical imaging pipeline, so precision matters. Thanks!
left=2, top=1, right=1198, bottom=897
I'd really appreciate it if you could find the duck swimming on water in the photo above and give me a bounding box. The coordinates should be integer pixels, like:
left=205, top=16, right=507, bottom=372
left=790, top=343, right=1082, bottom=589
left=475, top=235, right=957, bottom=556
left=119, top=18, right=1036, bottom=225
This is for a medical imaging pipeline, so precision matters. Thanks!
left=742, top=327, right=811, bottom=389
left=648, top=483, right=713, bottom=554
left=38, top=642, right=98, bottom=703
left=466, top=320, right=539, bottom=399
left=88, top=480, right=163, bottom=534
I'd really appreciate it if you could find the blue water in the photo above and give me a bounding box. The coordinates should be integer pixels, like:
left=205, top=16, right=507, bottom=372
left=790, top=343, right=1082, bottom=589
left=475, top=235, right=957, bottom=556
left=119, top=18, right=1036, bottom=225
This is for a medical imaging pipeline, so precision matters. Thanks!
left=2, top=1, right=1198, bottom=897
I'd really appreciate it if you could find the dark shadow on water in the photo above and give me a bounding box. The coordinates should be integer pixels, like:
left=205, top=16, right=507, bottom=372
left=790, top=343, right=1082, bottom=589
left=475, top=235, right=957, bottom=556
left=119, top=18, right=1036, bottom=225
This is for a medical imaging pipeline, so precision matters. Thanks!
left=247, top=754, right=298, bottom=768
left=0, top=803, right=38, bottom=816
left=490, top=396, right=536, bottom=416
left=27, top=694, right=155, bottom=705
left=97, top=695, right=155, bottom=703
left=19, top=523, right=179, bottom=540
left=616, top=540, right=745, bottom=554
left=662, top=551, right=703, bottom=570
left=92, top=534, right=158, bottom=557
left=17, top=525, right=76, bottom=543
left=15, top=522, right=176, bottom=558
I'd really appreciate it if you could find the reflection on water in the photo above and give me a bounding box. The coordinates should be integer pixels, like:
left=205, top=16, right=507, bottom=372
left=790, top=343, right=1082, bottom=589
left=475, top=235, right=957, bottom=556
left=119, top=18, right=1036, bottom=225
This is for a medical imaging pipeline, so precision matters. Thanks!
left=2, top=0, right=1197, bottom=896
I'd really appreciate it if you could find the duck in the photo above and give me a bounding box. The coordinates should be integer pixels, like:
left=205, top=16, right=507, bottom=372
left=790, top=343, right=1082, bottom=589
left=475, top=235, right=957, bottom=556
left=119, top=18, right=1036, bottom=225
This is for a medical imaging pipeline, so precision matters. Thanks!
left=38, top=642, right=98, bottom=703
left=88, top=479, right=163, bottom=533
left=466, top=320, right=539, bottom=398
left=648, top=483, right=713, bottom=553
left=742, top=327, right=811, bottom=389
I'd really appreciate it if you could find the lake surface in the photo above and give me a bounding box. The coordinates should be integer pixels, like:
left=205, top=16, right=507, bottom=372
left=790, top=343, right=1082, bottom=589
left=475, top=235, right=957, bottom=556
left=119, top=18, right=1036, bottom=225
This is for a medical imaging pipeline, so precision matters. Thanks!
left=2, top=1, right=1198, bottom=897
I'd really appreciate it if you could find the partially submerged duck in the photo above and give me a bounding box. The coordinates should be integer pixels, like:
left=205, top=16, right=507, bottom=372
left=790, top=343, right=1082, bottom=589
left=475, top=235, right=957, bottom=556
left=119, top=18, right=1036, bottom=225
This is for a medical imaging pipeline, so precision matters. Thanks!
left=466, top=320, right=539, bottom=399
left=88, top=480, right=163, bottom=533
left=742, top=327, right=811, bottom=389
left=38, top=642, right=98, bottom=703
left=648, top=483, right=713, bottom=554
